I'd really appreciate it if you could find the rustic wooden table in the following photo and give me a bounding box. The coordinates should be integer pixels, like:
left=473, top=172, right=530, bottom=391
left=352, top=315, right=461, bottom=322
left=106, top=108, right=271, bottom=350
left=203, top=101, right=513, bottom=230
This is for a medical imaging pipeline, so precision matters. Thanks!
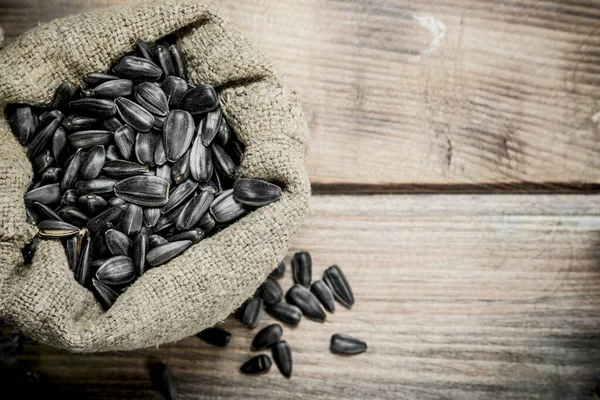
left=2, top=0, right=600, bottom=399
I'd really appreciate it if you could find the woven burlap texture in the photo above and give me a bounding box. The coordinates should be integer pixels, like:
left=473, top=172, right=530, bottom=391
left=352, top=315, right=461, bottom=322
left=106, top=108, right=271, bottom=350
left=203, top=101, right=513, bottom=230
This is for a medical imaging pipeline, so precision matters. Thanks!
left=0, top=0, right=310, bottom=352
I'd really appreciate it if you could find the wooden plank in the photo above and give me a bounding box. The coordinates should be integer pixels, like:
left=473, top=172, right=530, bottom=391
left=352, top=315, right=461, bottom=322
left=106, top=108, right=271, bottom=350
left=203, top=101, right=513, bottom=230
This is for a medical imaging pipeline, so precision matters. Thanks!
left=5, top=194, right=600, bottom=399
left=2, top=0, right=600, bottom=189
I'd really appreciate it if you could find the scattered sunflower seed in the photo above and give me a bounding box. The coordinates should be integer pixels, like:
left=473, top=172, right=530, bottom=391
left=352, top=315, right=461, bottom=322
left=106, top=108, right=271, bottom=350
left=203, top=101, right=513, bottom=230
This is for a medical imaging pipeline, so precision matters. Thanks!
left=239, top=293, right=263, bottom=329
left=146, top=240, right=192, bottom=267
left=260, top=278, right=283, bottom=305
left=323, top=265, right=354, bottom=309
left=240, top=355, right=272, bottom=375
left=233, top=178, right=282, bottom=207
left=197, top=327, right=231, bottom=348
left=330, top=334, right=367, bottom=355
left=272, top=340, right=293, bottom=378
left=285, top=284, right=326, bottom=322
left=251, top=324, right=283, bottom=351
left=265, top=302, right=302, bottom=326
left=310, top=280, right=336, bottom=313
left=292, top=251, right=312, bottom=287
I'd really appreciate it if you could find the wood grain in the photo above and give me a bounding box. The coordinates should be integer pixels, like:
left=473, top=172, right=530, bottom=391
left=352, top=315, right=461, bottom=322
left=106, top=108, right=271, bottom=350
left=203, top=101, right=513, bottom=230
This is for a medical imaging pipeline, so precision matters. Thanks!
left=1, top=0, right=600, bottom=189
left=5, top=195, right=600, bottom=399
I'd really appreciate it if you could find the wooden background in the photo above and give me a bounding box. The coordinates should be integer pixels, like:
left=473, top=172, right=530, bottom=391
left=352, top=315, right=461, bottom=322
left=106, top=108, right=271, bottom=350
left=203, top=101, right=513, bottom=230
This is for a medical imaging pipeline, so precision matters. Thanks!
left=2, top=0, right=600, bottom=399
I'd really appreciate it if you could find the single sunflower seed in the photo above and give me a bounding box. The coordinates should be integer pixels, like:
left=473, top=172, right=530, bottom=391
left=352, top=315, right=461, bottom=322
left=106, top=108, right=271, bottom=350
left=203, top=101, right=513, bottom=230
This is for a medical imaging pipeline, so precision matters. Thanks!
left=260, top=278, right=283, bottom=305
left=51, top=127, right=68, bottom=167
left=143, top=207, right=161, bottom=228
left=163, top=179, right=198, bottom=214
left=166, top=229, right=204, bottom=244
left=197, top=211, right=217, bottom=233
left=105, top=229, right=133, bottom=257
left=175, top=191, right=213, bottom=231
left=95, top=256, right=135, bottom=285
left=86, top=204, right=128, bottom=232
left=201, top=108, right=222, bottom=146
left=323, top=265, right=354, bottom=309
left=155, top=44, right=175, bottom=77
left=79, top=145, right=106, bottom=180
left=68, top=130, right=112, bottom=150
left=25, top=183, right=61, bottom=206
left=251, top=324, right=283, bottom=351
left=76, top=236, right=93, bottom=286
left=233, top=179, right=282, bottom=207
left=115, top=97, right=154, bottom=133
left=65, top=235, right=78, bottom=271
left=285, top=284, right=326, bottom=322
left=75, top=178, right=118, bottom=195
left=161, top=76, right=188, bottom=108
left=190, top=131, right=213, bottom=183
left=78, top=194, right=108, bottom=216
left=134, top=82, right=169, bottom=117
left=265, top=302, right=302, bottom=326
left=148, top=234, right=169, bottom=248
left=292, top=251, right=312, bottom=287
left=51, top=81, right=79, bottom=110
left=310, top=280, right=336, bottom=313
left=240, top=355, right=272, bottom=375
left=83, top=72, right=119, bottom=85
left=330, top=334, right=367, bottom=355
left=272, top=340, right=293, bottom=378
left=113, top=56, right=162, bottom=81
left=169, top=44, right=187, bottom=80
left=177, top=84, right=219, bottom=115
left=102, top=160, right=149, bottom=178
left=58, top=206, right=90, bottom=227
left=92, top=278, right=120, bottom=310
left=114, top=125, right=135, bottom=160
left=62, top=115, right=99, bottom=132
left=171, top=149, right=190, bottom=185
left=113, top=176, right=170, bottom=207
left=28, top=118, right=61, bottom=158
left=211, top=143, right=236, bottom=180
left=133, top=233, right=149, bottom=276
left=135, top=131, right=158, bottom=166
left=9, top=105, right=37, bottom=144
left=163, top=110, right=194, bottom=162
left=88, top=79, right=133, bottom=99
left=209, top=189, right=246, bottom=223
left=146, top=240, right=192, bottom=267
left=117, top=203, right=143, bottom=236
left=197, top=327, right=231, bottom=347
left=239, top=293, right=263, bottom=329
left=33, top=201, right=63, bottom=221
left=69, top=98, right=117, bottom=118
left=38, top=220, right=79, bottom=238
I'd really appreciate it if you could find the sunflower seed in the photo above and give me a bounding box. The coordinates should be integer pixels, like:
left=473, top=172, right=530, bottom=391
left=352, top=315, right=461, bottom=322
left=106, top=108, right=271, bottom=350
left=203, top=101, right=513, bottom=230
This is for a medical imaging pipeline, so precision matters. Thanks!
left=133, top=233, right=148, bottom=276
left=27, top=118, right=60, bottom=158
left=233, top=179, right=282, bottom=207
left=197, top=327, right=230, bottom=347
left=166, top=229, right=204, bottom=244
left=240, top=355, right=272, bottom=375
left=51, top=127, right=68, bottom=167
left=83, top=72, right=119, bottom=85
left=115, top=97, right=154, bottom=132
left=89, top=79, right=133, bottom=99
left=58, top=207, right=90, bottom=227
left=169, top=44, right=187, bottom=80
left=270, top=261, right=286, bottom=279
left=135, top=131, right=158, bottom=166
left=292, top=251, right=312, bottom=287
left=155, top=44, right=175, bottom=77
left=163, top=179, right=197, bottom=214
left=9, top=105, right=37, bottom=144
left=215, top=119, right=232, bottom=147
left=117, top=203, right=143, bottom=236
left=79, top=145, right=105, bottom=180
left=272, top=340, right=292, bottom=378
left=68, top=130, right=112, bottom=150
left=26, top=206, right=43, bottom=225
left=86, top=204, right=128, bottom=232
left=136, top=39, right=155, bottom=61
left=285, top=284, right=326, bottom=322
left=259, top=277, right=283, bottom=305
left=156, top=164, right=172, bottom=184
left=114, top=125, right=135, bottom=160
left=310, top=280, right=335, bottom=313
left=189, top=131, right=213, bottom=183
left=39, top=110, right=65, bottom=125
left=114, top=176, right=170, bottom=207
left=105, top=145, right=120, bottom=161
left=65, top=235, right=78, bottom=271
left=323, top=265, right=354, bottom=309
left=59, top=149, right=82, bottom=191
left=265, top=302, right=302, bottom=326
left=103, top=117, right=123, bottom=132
left=92, top=222, right=112, bottom=257
left=76, top=236, right=93, bottom=286
left=143, top=207, right=161, bottom=228
left=146, top=240, right=192, bottom=267
left=102, top=160, right=149, bottom=178
left=92, top=278, right=119, bottom=310
left=38, top=220, right=78, bottom=238
left=152, top=213, right=175, bottom=233
left=158, top=363, right=177, bottom=400
left=105, top=229, right=133, bottom=256
left=33, top=201, right=63, bottom=221
left=113, top=56, right=162, bottom=81
left=75, top=178, right=118, bottom=195
left=212, top=144, right=236, bottom=180
left=77, top=227, right=90, bottom=254
left=25, top=183, right=61, bottom=205
left=148, top=234, right=169, bottom=248
left=161, top=76, right=188, bottom=108
left=69, top=98, right=116, bottom=118
left=33, top=150, right=55, bottom=173
left=239, top=293, right=263, bottom=329
left=201, top=108, right=222, bottom=146
left=164, top=110, right=194, bottom=162
left=62, top=115, right=99, bottom=132
left=199, top=181, right=219, bottom=194
left=177, top=85, right=219, bottom=115
left=330, top=334, right=367, bottom=355
left=153, top=138, right=167, bottom=166
left=50, top=81, right=78, bottom=110
left=197, top=211, right=217, bottom=233
left=251, top=324, right=283, bottom=351
left=96, top=255, right=135, bottom=285
left=209, top=189, right=246, bottom=223
left=174, top=191, right=213, bottom=231
left=134, top=82, right=169, bottom=117
left=62, top=189, right=79, bottom=206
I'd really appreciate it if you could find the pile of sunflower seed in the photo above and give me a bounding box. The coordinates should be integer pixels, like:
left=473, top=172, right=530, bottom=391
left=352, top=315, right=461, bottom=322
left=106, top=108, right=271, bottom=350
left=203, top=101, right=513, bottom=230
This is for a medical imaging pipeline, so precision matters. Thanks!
left=196, top=251, right=367, bottom=379
left=8, top=38, right=283, bottom=309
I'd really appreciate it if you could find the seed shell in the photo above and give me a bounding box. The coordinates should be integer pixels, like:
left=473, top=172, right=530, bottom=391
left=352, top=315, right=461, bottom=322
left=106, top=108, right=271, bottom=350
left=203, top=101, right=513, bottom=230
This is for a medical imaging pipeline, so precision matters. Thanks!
left=310, top=280, right=336, bottom=313
left=265, top=303, right=302, bottom=326
left=163, top=110, right=194, bottom=162
left=260, top=278, right=283, bottom=305
left=323, top=265, right=355, bottom=309
left=177, top=84, right=219, bottom=114
left=96, top=256, right=135, bottom=285
left=92, top=278, right=120, bottom=310
left=115, top=97, right=154, bottom=133
left=113, top=176, right=170, bottom=207
left=38, top=220, right=79, bottom=238
left=146, top=240, right=192, bottom=267
left=330, top=334, right=367, bottom=355
left=239, top=293, right=263, bottom=329
left=292, top=251, right=312, bottom=287
left=272, top=341, right=293, bottom=378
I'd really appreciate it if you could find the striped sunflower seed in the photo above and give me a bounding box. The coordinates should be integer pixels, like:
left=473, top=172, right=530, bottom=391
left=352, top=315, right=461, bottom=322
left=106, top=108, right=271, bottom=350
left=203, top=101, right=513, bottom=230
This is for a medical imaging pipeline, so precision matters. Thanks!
left=84, top=72, right=119, bottom=85
left=106, top=145, right=121, bottom=161
left=108, top=197, right=126, bottom=207
left=272, top=340, right=293, bottom=378
left=169, top=44, right=187, bottom=80
left=209, top=189, right=246, bottom=223
left=62, top=115, right=99, bottom=132
left=251, top=324, right=283, bottom=351
left=102, top=160, right=149, bottom=178
left=92, top=278, right=120, bottom=310
left=113, top=56, right=162, bottom=81
left=60, top=149, right=83, bottom=191
left=117, top=203, right=143, bottom=236
left=75, top=178, right=118, bottom=195
left=330, top=334, right=367, bottom=355
left=9, top=105, right=37, bottom=144
left=79, top=145, right=105, bottom=180
left=114, top=125, right=135, bottom=160
left=161, top=76, right=188, bottom=108
left=39, top=110, right=65, bottom=125
left=86, top=204, right=128, bottom=232
left=105, top=229, right=134, bottom=257
left=269, top=261, right=286, bottom=279
left=41, top=167, right=62, bottom=184
left=133, top=233, right=149, bottom=276
left=59, top=206, right=90, bottom=228
left=260, top=278, right=283, bottom=305
left=215, top=120, right=232, bottom=147
left=156, top=164, right=172, bottom=185
left=310, top=280, right=335, bottom=313
left=148, top=234, right=169, bottom=248
left=175, top=191, right=213, bottom=231
left=285, top=284, right=326, bottom=322
left=113, top=176, right=170, bottom=207
left=95, top=256, right=135, bottom=285
left=88, top=79, right=133, bottom=99
left=177, top=84, right=219, bottom=115
left=51, top=127, right=68, bottom=167
left=115, top=97, right=154, bottom=133
left=239, top=293, right=263, bottom=329
left=189, top=130, right=213, bottom=183
left=171, top=149, right=191, bottom=184
left=265, top=303, right=302, bottom=326
left=78, top=194, right=108, bottom=216
left=28, top=118, right=61, bottom=158
left=38, top=220, right=79, bottom=238
left=292, top=251, right=312, bottom=287
left=154, top=137, right=167, bottom=166
left=51, top=81, right=78, bottom=110
left=134, top=82, right=169, bottom=117
left=146, top=240, right=192, bottom=267
left=163, top=179, right=197, bottom=214
left=240, top=355, right=272, bottom=375
left=76, top=236, right=93, bottom=286
left=233, top=179, right=282, bottom=207
left=25, top=183, right=61, bottom=206
left=68, top=130, right=112, bottom=150
left=201, top=108, right=222, bottom=146
left=103, top=117, right=123, bottom=132
left=143, top=207, right=161, bottom=228
left=197, top=327, right=231, bottom=348
left=135, top=131, right=158, bottom=166
left=136, top=39, right=155, bottom=61
left=166, top=229, right=204, bottom=244
left=211, top=143, right=236, bottom=180
left=323, top=265, right=354, bottom=309
left=155, top=45, right=175, bottom=77
left=163, top=110, right=194, bottom=162
left=61, top=189, right=78, bottom=206
left=69, top=98, right=116, bottom=118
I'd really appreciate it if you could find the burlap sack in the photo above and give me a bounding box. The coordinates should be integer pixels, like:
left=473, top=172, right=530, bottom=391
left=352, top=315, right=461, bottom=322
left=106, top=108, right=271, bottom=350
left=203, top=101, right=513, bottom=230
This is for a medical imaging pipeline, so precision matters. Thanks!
left=0, top=0, right=310, bottom=352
